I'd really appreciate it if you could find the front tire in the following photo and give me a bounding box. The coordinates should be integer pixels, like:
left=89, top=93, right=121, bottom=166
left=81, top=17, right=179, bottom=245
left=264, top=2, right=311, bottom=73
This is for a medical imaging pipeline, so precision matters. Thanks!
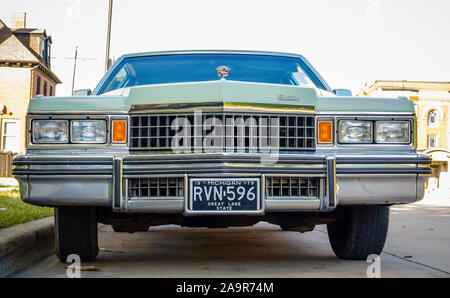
left=327, top=205, right=389, bottom=260
left=55, top=207, right=99, bottom=262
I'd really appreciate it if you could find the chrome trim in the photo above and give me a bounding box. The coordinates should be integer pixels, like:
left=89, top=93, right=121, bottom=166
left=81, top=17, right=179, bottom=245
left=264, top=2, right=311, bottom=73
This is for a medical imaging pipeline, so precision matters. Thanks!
left=112, top=157, right=123, bottom=210
left=130, top=102, right=316, bottom=115
left=129, top=112, right=316, bottom=152
left=316, top=118, right=334, bottom=146
left=316, top=115, right=416, bottom=150
left=26, top=114, right=130, bottom=150
left=316, top=112, right=416, bottom=115
left=111, top=117, right=129, bottom=145
left=326, top=156, right=337, bottom=209
left=265, top=199, right=321, bottom=211
left=126, top=200, right=184, bottom=213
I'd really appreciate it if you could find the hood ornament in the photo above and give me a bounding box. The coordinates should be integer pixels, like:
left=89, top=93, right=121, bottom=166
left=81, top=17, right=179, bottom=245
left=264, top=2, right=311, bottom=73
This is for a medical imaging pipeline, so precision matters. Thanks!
left=216, top=66, right=230, bottom=79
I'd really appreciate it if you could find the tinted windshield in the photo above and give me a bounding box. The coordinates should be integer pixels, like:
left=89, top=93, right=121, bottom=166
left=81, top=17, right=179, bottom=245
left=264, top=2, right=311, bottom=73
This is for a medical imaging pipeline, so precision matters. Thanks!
left=97, top=54, right=326, bottom=95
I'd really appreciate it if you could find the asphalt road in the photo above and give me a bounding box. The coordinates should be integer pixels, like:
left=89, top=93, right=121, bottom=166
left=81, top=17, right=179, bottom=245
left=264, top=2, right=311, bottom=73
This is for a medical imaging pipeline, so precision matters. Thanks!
left=13, top=201, right=450, bottom=278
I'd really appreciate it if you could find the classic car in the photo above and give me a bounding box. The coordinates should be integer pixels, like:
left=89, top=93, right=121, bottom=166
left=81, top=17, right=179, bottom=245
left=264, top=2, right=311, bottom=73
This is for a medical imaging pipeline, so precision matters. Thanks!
left=12, top=50, right=431, bottom=262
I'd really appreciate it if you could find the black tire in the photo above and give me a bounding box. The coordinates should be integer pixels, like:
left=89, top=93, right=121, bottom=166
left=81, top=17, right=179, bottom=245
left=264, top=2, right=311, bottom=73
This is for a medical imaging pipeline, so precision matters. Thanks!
left=112, top=225, right=125, bottom=232
left=327, top=205, right=389, bottom=260
left=55, top=207, right=99, bottom=262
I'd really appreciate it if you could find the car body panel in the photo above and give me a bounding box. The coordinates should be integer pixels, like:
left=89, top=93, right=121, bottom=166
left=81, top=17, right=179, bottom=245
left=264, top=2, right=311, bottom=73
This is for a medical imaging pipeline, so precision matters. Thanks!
left=28, top=80, right=414, bottom=114
left=15, top=50, right=430, bottom=215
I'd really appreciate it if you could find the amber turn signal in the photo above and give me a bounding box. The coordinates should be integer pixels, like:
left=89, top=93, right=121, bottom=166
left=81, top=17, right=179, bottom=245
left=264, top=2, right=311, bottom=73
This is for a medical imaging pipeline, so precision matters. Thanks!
left=318, top=121, right=333, bottom=143
left=112, top=120, right=127, bottom=143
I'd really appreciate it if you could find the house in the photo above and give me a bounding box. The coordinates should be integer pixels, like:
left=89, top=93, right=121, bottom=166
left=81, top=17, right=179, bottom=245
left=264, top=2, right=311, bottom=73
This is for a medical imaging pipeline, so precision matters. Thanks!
left=361, top=80, right=450, bottom=197
left=0, top=12, right=61, bottom=153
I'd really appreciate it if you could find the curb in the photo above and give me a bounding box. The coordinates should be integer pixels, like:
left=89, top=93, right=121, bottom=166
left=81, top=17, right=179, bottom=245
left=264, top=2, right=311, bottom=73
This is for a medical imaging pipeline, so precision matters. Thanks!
left=0, top=217, right=54, bottom=277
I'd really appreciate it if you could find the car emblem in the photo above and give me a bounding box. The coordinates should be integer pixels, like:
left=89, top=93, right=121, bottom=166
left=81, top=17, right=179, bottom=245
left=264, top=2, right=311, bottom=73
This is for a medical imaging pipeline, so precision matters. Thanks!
left=216, top=66, right=230, bottom=78
left=277, top=94, right=301, bottom=102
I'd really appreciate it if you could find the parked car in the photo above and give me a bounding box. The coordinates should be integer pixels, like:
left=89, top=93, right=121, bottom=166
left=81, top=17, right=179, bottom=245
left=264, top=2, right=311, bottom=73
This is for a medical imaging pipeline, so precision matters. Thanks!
left=13, top=50, right=431, bottom=262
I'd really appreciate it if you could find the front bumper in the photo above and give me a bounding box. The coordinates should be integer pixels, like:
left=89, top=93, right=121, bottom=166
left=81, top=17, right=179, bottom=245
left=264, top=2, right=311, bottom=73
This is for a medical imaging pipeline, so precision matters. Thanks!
left=12, top=153, right=431, bottom=213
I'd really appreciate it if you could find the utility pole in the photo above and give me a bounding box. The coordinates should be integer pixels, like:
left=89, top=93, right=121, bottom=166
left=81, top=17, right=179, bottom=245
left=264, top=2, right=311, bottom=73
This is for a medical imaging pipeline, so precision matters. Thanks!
left=71, top=46, right=78, bottom=95
left=67, top=47, right=98, bottom=95
left=105, top=0, right=113, bottom=73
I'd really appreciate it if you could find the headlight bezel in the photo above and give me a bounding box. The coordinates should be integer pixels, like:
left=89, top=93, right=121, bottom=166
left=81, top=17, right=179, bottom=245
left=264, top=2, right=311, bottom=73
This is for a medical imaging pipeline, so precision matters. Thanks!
left=335, top=117, right=414, bottom=146
left=375, top=120, right=411, bottom=144
left=32, top=119, right=70, bottom=144
left=337, top=119, right=373, bottom=144
left=70, top=119, right=107, bottom=144
left=28, top=115, right=129, bottom=147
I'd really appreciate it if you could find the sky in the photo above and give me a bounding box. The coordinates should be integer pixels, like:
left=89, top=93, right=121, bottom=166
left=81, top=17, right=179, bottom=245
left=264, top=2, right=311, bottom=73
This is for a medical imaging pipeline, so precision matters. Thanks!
left=1, top=0, right=449, bottom=96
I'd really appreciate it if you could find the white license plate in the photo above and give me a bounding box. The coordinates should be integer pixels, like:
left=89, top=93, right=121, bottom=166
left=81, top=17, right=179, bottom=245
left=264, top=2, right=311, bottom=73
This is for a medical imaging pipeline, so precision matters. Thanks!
left=187, top=177, right=261, bottom=213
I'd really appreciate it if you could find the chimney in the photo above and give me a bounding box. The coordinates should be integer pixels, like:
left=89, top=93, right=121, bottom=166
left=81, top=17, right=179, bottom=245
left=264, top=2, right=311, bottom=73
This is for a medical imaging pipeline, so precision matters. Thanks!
left=11, top=12, right=27, bottom=29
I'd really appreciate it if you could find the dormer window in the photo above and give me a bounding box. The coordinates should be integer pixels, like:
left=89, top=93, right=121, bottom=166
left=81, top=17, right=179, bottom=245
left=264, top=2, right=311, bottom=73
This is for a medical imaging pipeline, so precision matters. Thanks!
left=41, top=37, right=51, bottom=66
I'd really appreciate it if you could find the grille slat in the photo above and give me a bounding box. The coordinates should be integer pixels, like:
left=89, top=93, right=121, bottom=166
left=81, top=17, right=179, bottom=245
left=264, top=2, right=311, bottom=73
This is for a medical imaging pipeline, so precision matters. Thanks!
left=129, top=178, right=184, bottom=199
left=266, top=177, right=320, bottom=198
left=130, top=113, right=315, bottom=152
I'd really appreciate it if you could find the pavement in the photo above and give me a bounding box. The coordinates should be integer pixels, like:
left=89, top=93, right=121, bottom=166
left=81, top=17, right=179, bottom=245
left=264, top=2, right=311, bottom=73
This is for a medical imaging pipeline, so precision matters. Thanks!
left=0, top=217, right=54, bottom=277
left=12, top=196, right=450, bottom=278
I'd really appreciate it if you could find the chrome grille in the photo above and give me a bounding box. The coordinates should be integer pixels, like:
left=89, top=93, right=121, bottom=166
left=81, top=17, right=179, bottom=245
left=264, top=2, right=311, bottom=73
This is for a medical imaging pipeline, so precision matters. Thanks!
left=129, top=178, right=184, bottom=199
left=130, top=113, right=315, bottom=152
left=266, top=177, right=320, bottom=198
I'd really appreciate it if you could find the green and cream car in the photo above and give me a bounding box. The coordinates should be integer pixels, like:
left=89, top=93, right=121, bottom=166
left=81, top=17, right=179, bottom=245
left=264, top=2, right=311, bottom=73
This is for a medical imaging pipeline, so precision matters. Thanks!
left=13, top=50, right=431, bottom=262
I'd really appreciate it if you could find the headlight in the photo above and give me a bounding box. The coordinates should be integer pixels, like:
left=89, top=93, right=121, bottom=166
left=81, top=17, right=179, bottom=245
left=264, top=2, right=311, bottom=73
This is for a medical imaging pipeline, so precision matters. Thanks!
left=338, top=120, right=372, bottom=144
left=71, top=120, right=107, bottom=143
left=32, top=120, right=69, bottom=144
left=376, top=121, right=410, bottom=144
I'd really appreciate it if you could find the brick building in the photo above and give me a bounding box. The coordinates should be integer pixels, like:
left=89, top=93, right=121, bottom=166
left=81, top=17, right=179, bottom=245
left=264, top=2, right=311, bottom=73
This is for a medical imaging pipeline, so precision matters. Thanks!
left=0, top=13, right=61, bottom=153
left=361, top=80, right=450, bottom=197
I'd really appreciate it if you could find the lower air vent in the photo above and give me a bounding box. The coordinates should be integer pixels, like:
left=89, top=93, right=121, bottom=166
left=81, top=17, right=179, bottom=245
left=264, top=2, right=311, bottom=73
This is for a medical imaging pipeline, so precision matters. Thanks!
left=129, top=178, right=184, bottom=199
left=266, top=177, right=320, bottom=198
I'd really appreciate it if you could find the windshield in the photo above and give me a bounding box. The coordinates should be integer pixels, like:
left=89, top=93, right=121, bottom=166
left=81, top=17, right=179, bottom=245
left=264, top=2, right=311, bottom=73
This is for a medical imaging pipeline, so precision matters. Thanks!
left=97, top=54, right=326, bottom=95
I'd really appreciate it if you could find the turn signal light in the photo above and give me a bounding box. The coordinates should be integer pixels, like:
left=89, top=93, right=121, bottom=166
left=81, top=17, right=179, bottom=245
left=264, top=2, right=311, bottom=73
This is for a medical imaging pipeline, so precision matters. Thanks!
left=318, top=121, right=333, bottom=143
left=112, top=120, right=127, bottom=143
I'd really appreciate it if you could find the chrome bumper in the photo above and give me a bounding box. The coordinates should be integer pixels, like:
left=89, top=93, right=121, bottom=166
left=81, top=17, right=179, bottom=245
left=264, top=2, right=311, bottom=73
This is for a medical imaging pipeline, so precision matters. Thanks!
left=12, top=153, right=431, bottom=213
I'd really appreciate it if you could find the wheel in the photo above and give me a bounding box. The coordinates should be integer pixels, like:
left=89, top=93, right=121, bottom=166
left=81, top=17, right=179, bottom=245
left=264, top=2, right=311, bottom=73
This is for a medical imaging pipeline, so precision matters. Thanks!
left=112, top=225, right=126, bottom=232
left=55, top=207, right=99, bottom=262
left=327, top=205, right=389, bottom=260
left=280, top=225, right=290, bottom=231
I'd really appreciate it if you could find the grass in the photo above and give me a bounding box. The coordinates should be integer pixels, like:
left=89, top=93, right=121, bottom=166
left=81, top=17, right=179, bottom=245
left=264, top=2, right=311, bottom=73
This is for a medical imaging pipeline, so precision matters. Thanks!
left=0, top=189, right=53, bottom=229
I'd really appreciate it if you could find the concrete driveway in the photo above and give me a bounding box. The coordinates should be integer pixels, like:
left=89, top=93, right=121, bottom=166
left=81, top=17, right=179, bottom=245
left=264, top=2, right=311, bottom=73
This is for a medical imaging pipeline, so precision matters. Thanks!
left=13, top=202, right=450, bottom=278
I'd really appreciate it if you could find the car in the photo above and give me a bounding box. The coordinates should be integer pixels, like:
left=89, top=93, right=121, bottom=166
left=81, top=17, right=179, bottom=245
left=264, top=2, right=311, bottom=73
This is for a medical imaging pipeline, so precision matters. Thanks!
left=12, top=50, right=431, bottom=262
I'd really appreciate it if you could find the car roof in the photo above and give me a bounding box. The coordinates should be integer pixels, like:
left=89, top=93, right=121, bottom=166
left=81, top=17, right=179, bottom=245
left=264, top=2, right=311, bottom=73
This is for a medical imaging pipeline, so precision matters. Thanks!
left=121, top=50, right=305, bottom=59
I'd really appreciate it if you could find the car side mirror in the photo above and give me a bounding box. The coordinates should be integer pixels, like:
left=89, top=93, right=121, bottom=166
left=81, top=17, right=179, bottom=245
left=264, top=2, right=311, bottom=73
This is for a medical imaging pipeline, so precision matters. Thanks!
left=333, top=89, right=352, bottom=97
left=73, top=89, right=92, bottom=96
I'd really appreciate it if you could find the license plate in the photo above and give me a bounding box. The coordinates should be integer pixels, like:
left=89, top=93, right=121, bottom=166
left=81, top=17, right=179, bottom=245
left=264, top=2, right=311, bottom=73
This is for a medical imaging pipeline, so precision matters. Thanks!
left=187, top=177, right=261, bottom=213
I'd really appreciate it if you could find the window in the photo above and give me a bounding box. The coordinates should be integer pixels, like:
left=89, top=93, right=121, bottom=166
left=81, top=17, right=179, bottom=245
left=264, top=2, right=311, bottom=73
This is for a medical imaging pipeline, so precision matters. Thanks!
left=97, top=54, right=327, bottom=95
left=50, top=86, right=53, bottom=96
left=428, top=110, right=438, bottom=127
left=1, top=120, right=19, bottom=152
left=428, top=135, right=437, bottom=148
left=44, top=82, right=47, bottom=96
left=36, top=76, right=41, bottom=95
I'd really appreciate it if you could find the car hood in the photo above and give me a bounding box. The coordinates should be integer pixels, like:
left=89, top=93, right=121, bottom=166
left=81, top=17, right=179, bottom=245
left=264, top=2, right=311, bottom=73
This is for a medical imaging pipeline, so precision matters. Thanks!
left=28, top=80, right=415, bottom=114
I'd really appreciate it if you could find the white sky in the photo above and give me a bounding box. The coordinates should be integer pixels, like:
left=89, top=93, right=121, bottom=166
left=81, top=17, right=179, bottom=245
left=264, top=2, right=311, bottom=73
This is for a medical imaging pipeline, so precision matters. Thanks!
left=1, top=0, right=449, bottom=96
